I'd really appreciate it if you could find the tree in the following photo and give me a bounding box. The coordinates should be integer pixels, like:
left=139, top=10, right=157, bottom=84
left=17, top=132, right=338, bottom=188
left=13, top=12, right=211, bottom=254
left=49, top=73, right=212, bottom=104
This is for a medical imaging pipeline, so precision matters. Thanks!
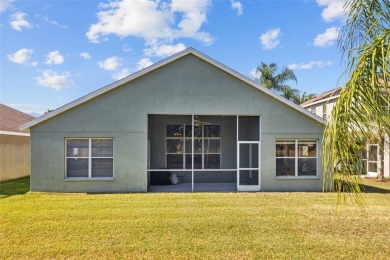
left=293, top=91, right=316, bottom=105
left=44, top=108, right=54, bottom=114
left=322, top=0, right=390, bottom=204
left=255, top=62, right=299, bottom=102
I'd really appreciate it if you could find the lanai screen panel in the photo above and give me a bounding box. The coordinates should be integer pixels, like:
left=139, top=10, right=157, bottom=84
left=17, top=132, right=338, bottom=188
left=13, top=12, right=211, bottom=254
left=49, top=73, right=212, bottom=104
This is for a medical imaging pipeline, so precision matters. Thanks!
left=148, top=115, right=237, bottom=171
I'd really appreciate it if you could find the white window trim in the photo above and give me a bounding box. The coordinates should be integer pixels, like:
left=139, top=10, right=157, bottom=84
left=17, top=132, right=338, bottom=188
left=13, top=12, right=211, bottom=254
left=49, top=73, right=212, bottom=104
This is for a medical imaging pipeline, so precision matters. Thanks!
left=65, top=138, right=114, bottom=179
left=322, top=104, right=327, bottom=119
left=362, top=144, right=379, bottom=176
left=275, top=139, right=318, bottom=178
left=165, top=124, right=221, bottom=170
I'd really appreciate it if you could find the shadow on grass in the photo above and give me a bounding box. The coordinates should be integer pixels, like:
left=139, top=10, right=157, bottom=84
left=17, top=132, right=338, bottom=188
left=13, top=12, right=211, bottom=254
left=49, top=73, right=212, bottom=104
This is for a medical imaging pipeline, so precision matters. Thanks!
left=334, top=178, right=390, bottom=194
left=0, top=177, right=30, bottom=199
left=360, top=184, right=390, bottom=194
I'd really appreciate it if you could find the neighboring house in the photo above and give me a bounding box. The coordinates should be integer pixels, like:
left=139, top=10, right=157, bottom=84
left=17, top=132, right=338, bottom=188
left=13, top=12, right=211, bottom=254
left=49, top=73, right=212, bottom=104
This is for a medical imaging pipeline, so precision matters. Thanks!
left=0, top=104, right=35, bottom=182
left=21, top=48, right=325, bottom=193
left=300, top=88, right=341, bottom=120
left=301, top=88, right=390, bottom=178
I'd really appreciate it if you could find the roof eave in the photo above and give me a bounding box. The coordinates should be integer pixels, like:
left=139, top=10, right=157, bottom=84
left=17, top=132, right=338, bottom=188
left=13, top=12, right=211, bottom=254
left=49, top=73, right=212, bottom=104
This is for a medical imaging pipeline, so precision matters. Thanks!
left=187, top=51, right=326, bottom=125
left=0, top=130, right=30, bottom=136
left=20, top=49, right=195, bottom=131
left=21, top=48, right=326, bottom=130
left=301, top=95, right=340, bottom=108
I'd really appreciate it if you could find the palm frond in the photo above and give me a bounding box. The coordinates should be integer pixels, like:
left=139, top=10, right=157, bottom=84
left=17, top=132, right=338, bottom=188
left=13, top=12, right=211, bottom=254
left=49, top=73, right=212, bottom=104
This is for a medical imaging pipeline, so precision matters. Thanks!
left=256, top=62, right=298, bottom=97
left=323, top=11, right=390, bottom=206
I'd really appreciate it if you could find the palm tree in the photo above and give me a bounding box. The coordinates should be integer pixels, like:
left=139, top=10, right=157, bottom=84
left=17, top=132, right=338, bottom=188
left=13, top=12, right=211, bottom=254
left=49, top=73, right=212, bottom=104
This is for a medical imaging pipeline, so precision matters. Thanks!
left=255, top=62, right=299, bottom=102
left=293, top=91, right=316, bottom=105
left=322, top=0, right=390, bottom=204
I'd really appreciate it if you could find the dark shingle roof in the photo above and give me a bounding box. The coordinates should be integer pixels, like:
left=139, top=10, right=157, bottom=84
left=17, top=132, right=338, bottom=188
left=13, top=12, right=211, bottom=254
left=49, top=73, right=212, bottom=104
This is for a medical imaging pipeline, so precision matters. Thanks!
left=0, top=104, right=35, bottom=132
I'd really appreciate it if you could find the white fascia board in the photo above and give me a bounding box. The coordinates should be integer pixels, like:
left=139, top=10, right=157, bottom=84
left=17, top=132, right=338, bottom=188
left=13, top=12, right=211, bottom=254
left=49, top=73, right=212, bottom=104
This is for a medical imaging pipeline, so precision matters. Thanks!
left=21, top=48, right=326, bottom=131
left=20, top=49, right=193, bottom=131
left=189, top=50, right=326, bottom=125
left=301, top=95, right=340, bottom=108
left=0, top=130, right=30, bottom=136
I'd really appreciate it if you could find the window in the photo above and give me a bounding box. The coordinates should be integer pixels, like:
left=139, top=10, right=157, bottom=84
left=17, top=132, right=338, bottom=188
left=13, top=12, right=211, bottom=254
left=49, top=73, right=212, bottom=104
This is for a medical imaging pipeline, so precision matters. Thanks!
left=310, top=107, right=316, bottom=114
left=276, top=140, right=317, bottom=177
left=166, top=124, right=221, bottom=169
left=362, top=144, right=378, bottom=174
left=322, top=104, right=327, bottom=119
left=66, top=138, right=113, bottom=178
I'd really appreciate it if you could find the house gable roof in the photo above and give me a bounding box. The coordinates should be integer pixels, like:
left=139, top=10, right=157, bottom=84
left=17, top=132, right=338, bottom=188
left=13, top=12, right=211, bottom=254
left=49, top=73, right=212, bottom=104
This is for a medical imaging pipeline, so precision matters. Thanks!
left=301, top=88, right=341, bottom=107
left=21, top=48, right=326, bottom=131
left=1, top=103, right=35, bottom=134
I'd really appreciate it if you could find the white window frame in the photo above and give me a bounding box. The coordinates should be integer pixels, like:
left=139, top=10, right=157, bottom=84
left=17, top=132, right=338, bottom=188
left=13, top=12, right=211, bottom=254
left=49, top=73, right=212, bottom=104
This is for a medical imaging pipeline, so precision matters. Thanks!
left=65, top=138, right=114, bottom=179
left=322, top=104, right=327, bottom=119
left=362, top=144, right=379, bottom=176
left=165, top=124, right=221, bottom=170
left=275, top=139, right=318, bottom=177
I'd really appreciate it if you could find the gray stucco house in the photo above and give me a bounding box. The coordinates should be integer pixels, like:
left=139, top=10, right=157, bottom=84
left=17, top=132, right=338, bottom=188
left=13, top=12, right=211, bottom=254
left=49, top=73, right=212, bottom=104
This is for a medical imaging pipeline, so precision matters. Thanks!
left=21, top=48, right=325, bottom=193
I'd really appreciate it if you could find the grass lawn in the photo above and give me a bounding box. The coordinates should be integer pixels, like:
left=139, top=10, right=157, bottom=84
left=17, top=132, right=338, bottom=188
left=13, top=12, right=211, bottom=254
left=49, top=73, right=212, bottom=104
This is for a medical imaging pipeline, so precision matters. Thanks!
left=1, top=178, right=390, bottom=259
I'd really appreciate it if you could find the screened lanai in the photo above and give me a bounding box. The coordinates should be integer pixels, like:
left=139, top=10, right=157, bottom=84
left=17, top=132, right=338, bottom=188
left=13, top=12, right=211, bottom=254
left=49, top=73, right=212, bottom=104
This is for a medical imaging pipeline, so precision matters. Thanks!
left=147, top=115, right=261, bottom=192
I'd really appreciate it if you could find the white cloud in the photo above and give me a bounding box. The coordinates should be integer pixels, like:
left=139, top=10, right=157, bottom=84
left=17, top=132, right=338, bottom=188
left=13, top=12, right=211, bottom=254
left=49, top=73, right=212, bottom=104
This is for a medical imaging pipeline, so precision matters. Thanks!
left=0, top=0, right=14, bottom=12
left=36, top=70, right=74, bottom=90
left=122, top=44, right=132, bottom=52
left=10, top=12, right=33, bottom=31
left=7, top=48, right=34, bottom=64
left=144, top=43, right=186, bottom=57
left=316, top=0, right=346, bottom=22
left=259, top=28, right=281, bottom=50
left=170, top=0, right=213, bottom=44
left=112, top=68, right=130, bottom=80
left=137, top=58, right=153, bottom=70
left=8, top=103, right=46, bottom=117
left=288, top=60, right=332, bottom=70
left=98, top=56, right=132, bottom=79
left=80, top=52, right=91, bottom=60
left=248, top=68, right=261, bottom=80
left=43, top=16, right=67, bottom=28
left=231, top=0, right=243, bottom=16
left=313, top=27, right=339, bottom=47
left=87, top=0, right=171, bottom=43
left=98, top=56, right=121, bottom=71
left=86, top=0, right=213, bottom=45
left=45, top=51, right=64, bottom=64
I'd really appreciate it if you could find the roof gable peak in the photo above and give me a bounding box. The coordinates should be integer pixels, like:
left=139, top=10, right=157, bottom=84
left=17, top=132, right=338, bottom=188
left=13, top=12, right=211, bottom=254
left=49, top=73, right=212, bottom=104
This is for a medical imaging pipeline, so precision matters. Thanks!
left=21, top=48, right=325, bottom=130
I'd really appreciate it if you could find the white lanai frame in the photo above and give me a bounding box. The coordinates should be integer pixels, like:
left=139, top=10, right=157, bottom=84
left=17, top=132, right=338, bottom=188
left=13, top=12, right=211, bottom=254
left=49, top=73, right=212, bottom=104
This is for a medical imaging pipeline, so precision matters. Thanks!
left=147, top=114, right=261, bottom=192
left=236, top=115, right=261, bottom=191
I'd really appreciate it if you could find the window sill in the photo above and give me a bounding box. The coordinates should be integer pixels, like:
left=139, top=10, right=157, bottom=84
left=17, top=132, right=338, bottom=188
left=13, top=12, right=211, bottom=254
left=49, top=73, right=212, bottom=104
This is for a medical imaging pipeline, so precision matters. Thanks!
left=65, top=177, right=115, bottom=182
left=276, top=176, right=319, bottom=180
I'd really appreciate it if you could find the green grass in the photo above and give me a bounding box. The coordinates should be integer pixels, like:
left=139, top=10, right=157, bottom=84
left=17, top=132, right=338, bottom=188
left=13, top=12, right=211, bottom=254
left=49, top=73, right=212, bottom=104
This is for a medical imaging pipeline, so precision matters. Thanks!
left=1, top=178, right=390, bottom=259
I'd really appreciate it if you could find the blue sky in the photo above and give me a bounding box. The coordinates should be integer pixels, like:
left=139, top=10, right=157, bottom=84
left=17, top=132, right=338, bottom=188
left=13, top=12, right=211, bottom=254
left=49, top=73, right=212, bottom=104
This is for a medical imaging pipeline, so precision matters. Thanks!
left=0, top=0, right=347, bottom=116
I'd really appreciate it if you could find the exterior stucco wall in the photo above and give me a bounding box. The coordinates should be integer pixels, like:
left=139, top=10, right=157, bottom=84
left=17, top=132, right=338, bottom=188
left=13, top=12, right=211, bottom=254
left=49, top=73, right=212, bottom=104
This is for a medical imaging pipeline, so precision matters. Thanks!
left=0, top=134, right=30, bottom=182
left=30, top=54, right=324, bottom=192
left=261, top=133, right=323, bottom=191
left=304, top=100, right=336, bottom=120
